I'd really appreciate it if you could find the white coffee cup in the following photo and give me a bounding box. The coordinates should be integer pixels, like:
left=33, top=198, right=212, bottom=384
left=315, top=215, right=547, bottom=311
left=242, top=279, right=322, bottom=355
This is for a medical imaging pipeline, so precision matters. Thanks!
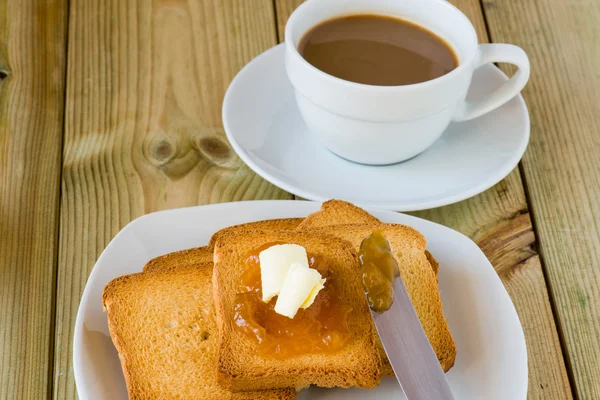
left=285, top=0, right=530, bottom=165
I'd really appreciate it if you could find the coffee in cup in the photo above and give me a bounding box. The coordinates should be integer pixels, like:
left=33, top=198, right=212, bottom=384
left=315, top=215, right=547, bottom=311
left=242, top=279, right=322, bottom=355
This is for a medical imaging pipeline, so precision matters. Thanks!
left=298, top=14, right=458, bottom=86
left=285, top=0, right=530, bottom=165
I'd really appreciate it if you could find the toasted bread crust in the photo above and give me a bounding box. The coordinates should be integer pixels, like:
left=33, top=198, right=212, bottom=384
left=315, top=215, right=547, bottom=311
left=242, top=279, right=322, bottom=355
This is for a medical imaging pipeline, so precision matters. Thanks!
left=213, top=230, right=382, bottom=391
left=208, top=218, right=304, bottom=248
left=295, top=200, right=380, bottom=230
left=425, top=249, right=439, bottom=276
left=142, top=246, right=213, bottom=273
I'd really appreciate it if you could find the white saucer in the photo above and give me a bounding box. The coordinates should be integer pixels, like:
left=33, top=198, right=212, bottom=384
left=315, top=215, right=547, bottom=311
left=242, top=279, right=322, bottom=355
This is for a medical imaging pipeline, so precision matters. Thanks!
left=73, top=201, right=527, bottom=399
left=223, top=44, right=530, bottom=211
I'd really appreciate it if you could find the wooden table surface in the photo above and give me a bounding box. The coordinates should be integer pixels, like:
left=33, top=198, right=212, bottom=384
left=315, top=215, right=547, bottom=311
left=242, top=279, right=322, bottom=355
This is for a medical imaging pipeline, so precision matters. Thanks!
left=0, top=0, right=598, bottom=398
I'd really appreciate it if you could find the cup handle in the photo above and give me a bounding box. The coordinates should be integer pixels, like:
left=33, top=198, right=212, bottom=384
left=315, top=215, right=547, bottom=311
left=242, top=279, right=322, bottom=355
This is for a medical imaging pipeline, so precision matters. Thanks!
left=453, top=44, right=530, bottom=122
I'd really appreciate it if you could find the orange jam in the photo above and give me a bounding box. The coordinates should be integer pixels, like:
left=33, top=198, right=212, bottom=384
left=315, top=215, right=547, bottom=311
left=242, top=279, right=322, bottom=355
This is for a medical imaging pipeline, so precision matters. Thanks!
left=233, top=243, right=352, bottom=358
left=358, top=231, right=400, bottom=313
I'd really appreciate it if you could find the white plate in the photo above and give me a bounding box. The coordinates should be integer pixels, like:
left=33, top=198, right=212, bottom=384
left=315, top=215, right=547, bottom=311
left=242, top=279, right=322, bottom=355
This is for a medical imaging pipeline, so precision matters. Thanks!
left=74, top=201, right=527, bottom=399
left=222, top=44, right=530, bottom=211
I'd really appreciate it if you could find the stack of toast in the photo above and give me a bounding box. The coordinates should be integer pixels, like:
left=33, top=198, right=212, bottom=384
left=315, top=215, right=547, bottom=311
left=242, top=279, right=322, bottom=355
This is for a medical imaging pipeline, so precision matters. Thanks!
left=103, top=200, right=455, bottom=399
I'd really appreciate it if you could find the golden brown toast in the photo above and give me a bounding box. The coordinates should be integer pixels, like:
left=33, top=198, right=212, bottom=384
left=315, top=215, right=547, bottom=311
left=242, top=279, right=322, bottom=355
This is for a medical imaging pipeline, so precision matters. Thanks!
left=296, top=200, right=439, bottom=275
left=143, top=246, right=213, bottom=273
left=208, top=218, right=303, bottom=247
left=142, top=218, right=303, bottom=274
left=311, top=224, right=456, bottom=374
left=212, top=230, right=382, bottom=391
left=425, top=249, right=439, bottom=275
left=102, top=264, right=296, bottom=399
left=295, top=199, right=380, bottom=230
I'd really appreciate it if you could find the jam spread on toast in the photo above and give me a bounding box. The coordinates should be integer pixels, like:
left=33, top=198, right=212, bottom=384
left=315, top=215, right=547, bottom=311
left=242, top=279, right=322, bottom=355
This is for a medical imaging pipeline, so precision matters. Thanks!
left=233, top=242, right=352, bottom=357
left=358, top=231, right=400, bottom=313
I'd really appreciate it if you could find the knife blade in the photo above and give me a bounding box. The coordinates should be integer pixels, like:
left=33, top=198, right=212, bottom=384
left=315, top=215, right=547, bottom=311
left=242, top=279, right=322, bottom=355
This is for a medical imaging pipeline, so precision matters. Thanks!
left=371, top=273, right=455, bottom=400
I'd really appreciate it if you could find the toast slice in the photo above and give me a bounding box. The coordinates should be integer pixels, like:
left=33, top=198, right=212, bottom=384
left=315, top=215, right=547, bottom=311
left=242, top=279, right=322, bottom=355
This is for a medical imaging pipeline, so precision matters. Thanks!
left=102, top=265, right=296, bottom=399
left=143, top=218, right=303, bottom=274
left=425, top=249, right=439, bottom=275
left=213, top=231, right=382, bottom=391
left=312, top=224, right=456, bottom=374
left=208, top=217, right=303, bottom=247
left=143, top=246, right=213, bottom=273
left=296, top=200, right=440, bottom=276
left=295, top=200, right=380, bottom=230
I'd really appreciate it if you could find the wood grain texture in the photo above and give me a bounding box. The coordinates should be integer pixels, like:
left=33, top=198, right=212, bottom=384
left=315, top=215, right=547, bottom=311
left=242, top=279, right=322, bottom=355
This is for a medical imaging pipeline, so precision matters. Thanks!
left=0, top=0, right=67, bottom=398
left=53, top=0, right=291, bottom=398
left=273, top=1, right=573, bottom=398
left=274, top=0, right=302, bottom=41
left=481, top=0, right=600, bottom=397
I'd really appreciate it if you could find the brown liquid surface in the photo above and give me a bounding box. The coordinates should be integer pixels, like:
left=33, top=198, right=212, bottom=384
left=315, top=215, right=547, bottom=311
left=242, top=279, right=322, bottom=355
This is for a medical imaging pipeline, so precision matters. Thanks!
left=233, top=243, right=352, bottom=358
left=359, top=231, right=400, bottom=313
left=298, top=14, right=458, bottom=86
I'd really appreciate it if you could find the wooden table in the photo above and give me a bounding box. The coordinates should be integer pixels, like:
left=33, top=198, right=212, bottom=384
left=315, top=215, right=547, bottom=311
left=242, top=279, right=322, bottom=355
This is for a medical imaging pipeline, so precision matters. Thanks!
left=0, top=0, right=598, bottom=398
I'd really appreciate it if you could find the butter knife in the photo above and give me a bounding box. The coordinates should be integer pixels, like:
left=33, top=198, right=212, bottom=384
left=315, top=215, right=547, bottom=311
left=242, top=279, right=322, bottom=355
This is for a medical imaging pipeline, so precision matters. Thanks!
left=371, top=274, right=455, bottom=399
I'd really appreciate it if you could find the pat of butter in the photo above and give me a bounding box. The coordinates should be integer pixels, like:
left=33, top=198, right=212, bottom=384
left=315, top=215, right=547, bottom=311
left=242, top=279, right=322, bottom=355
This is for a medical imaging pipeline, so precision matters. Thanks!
left=274, top=264, right=326, bottom=319
left=259, top=244, right=309, bottom=302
